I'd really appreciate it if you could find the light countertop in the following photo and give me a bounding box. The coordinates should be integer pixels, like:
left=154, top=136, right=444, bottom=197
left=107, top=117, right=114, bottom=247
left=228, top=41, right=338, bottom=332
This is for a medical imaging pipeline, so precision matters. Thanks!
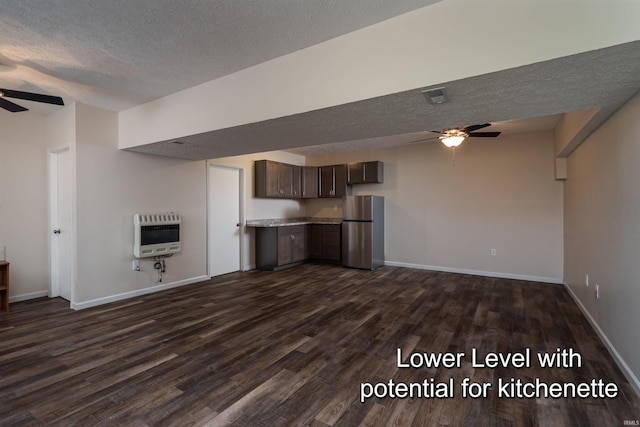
left=246, top=217, right=342, bottom=227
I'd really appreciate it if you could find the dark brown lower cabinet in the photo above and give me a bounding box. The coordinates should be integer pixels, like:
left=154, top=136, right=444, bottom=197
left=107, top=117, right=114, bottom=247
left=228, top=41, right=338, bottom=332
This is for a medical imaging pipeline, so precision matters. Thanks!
left=255, top=223, right=341, bottom=271
left=309, top=224, right=341, bottom=262
left=309, top=225, right=323, bottom=259
left=278, top=226, right=306, bottom=265
left=256, top=225, right=306, bottom=271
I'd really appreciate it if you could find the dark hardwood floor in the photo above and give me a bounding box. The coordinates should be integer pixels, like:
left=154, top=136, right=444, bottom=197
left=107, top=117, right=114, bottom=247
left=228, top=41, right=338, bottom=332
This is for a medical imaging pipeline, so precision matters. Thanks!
left=1, top=263, right=638, bottom=426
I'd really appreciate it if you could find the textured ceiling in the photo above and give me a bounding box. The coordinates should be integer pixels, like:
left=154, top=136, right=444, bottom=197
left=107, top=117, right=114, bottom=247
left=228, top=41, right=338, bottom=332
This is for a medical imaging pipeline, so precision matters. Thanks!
left=0, top=0, right=441, bottom=113
left=126, top=41, right=640, bottom=160
left=2, top=1, right=639, bottom=160
left=286, top=115, right=564, bottom=156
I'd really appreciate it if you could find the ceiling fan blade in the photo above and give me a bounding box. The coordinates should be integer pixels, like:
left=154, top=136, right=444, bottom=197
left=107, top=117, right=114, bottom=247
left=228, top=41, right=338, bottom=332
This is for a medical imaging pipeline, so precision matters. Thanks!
left=463, top=123, right=491, bottom=133
left=0, top=88, right=64, bottom=105
left=0, top=97, right=28, bottom=112
left=408, top=136, right=439, bottom=144
left=468, top=131, right=501, bottom=138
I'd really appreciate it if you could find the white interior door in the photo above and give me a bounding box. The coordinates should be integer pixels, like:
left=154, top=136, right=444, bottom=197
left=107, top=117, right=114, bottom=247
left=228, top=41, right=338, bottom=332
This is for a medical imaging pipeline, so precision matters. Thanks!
left=49, top=148, right=73, bottom=301
left=208, top=164, right=242, bottom=277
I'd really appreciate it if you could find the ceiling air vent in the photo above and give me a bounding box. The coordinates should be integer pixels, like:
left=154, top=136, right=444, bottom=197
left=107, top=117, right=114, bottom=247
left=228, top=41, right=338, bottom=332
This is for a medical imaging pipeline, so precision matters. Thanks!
left=421, top=87, right=448, bottom=104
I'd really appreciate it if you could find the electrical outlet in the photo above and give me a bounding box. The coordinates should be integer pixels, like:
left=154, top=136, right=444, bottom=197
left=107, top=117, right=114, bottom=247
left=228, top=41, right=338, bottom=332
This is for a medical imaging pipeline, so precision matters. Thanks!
left=490, top=248, right=497, bottom=256
left=132, top=260, right=140, bottom=271
left=585, top=274, right=589, bottom=287
left=595, top=284, right=600, bottom=299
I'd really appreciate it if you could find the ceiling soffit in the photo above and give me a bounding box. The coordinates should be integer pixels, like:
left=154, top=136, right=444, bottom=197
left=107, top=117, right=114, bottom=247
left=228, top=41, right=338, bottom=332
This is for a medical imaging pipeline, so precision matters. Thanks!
left=125, top=41, right=640, bottom=160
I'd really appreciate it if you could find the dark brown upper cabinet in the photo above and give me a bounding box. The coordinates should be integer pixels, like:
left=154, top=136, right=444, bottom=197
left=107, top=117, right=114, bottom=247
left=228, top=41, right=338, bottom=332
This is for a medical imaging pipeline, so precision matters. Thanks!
left=318, top=164, right=347, bottom=198
left=347, top=161, right=384, bottom=184
left=301, top=166, right=318, bottom=198
left=255, top=160, right=299, bottom=198
left=291, top=165, right=302, bottom=198
left=256, top=160, right=381, bottom=199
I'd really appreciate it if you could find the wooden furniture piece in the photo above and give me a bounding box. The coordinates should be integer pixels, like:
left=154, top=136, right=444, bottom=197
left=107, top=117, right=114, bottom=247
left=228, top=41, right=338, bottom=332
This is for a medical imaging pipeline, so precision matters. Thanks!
left=0, top=261, right=9, bottom=315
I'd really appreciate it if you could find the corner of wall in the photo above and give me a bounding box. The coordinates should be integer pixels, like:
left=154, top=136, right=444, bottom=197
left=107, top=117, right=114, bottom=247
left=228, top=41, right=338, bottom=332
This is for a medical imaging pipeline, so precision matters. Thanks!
left=555, top=108, right=612, bottom=158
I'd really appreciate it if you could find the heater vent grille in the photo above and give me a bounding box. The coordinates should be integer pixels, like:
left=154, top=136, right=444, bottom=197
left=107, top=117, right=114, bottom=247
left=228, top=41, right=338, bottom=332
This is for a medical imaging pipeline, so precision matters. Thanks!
left=133, top=212, right=181, bottom=258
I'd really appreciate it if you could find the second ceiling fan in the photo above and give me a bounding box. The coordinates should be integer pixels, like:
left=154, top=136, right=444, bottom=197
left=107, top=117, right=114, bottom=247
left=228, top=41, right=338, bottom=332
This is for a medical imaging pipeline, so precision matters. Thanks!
left=410, top=123, right=501, bottom=148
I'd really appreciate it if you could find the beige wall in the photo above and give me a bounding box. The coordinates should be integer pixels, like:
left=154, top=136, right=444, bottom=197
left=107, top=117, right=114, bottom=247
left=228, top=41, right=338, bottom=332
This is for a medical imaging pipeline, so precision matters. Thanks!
left=1, top=104, right=210, bottom=306
left=307, top=131, right=564, bottom=282
left=73, top=104, right=208, bottom=306
left=0, top=105, right=80, bottom=301
left=564, top=91, right=640, bottom=390
left=0, top=113, right=49, bottom=299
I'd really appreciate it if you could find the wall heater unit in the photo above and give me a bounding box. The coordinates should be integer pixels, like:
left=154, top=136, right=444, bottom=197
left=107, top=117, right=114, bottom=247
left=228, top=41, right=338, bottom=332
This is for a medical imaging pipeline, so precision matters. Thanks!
left=133, top=212, right=181, bottom=258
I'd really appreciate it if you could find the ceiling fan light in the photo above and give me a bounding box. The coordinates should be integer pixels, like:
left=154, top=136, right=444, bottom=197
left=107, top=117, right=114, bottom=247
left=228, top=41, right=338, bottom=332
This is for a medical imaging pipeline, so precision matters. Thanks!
left=440, top=135, right=465, bottom=148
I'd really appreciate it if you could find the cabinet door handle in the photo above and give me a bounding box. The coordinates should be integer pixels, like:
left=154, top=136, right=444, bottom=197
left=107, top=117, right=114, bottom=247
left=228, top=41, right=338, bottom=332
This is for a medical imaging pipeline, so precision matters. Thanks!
left=53, top=229, right=61, bottom=234
left=290, top=235, right=295, bottom=240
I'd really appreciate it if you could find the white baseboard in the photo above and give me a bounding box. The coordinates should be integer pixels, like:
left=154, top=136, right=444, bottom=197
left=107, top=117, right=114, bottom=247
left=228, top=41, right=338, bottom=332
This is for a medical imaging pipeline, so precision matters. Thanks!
left=563, top=282, right=640, bottom=398
left=384, top=261, right=562, bottom=284
left=9, top=290, right=49, bottom=303
left=71, top=275, right=210, bottom=310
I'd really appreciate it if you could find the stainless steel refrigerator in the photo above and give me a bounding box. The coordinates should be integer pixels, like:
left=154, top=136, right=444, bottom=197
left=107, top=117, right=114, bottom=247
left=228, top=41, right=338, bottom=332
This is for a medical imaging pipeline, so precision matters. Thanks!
left=342, top=195, right=384, bottom=269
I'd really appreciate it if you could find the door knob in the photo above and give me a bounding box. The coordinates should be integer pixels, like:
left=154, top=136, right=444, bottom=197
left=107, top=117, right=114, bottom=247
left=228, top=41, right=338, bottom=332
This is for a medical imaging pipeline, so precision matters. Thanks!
left=53, top=229, right=61, bottom=234
left=236, top=223, right=241, bottom=227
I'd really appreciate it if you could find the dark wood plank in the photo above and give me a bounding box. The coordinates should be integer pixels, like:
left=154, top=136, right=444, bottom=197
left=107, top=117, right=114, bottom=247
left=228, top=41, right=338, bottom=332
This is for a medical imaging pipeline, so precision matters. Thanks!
left=0, top=263, right=638, bottom=426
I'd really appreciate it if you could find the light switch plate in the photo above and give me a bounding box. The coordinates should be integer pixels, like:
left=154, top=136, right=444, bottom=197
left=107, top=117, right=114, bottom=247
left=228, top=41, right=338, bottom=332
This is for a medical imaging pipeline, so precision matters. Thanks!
left=0, top=245, right=5, bottom=261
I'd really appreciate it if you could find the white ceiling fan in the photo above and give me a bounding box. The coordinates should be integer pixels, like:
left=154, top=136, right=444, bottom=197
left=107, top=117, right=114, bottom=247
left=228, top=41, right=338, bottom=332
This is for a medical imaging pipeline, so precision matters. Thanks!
left=410, top=123, right=501, bottom=148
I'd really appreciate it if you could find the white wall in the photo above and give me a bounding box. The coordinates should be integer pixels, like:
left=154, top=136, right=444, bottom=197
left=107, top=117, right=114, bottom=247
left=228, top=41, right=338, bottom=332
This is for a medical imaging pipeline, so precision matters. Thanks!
left=0, top=113, right=49, bottom=300
left=210, top=150, right=306, bottom=269
left=119, top=1, right=640, bottom=149
left=564, top=91, right=640, bottom=391
left=73, top=104, right=209, bottom=306
left=307, top=132, right=564, bottom=282
left=0, top=104, right=81, bottom=302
